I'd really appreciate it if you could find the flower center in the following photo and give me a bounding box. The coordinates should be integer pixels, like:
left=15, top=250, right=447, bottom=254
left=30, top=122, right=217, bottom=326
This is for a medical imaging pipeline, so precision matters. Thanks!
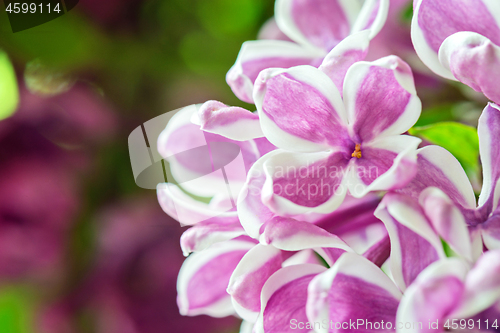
left=351, top=144, right=362, bottom=159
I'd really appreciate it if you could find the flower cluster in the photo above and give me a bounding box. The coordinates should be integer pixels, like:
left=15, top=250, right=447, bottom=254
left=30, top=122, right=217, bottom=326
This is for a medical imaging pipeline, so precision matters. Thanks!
left=157, top=1, right=500, bottom=332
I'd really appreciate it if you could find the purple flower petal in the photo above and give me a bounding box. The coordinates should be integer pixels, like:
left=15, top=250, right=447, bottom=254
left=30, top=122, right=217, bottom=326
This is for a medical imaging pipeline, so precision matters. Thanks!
left=343, top=56, right=421, bottom=142
left=157, top=105, right=247, bottom=198
left=318, top=30, right=370, bottom=94
left=180, top=219, right=247, bottom=256
left=227, top=40, right=321, bottom=104
left=177, top=239, right=255, bottom=317
left=237, top=150, right=278, bottom=239
left=482, top=212, right=500, bottom=249
left=412, top=0, right=500, bottom=79
left=157, top=183, right=238, bottom=226
left=351, top=0, right=390, bottom=39
left=228, top=244, right=284, bottom=322
left=396, top=258, right=468, bottom=332
left=275, top=0, right=359, bottom=51
left=478, top=103, right=500, bottom=211
left=195, top=101, right=264, bottom=141
left=451, top=249, right=500, bottom=318
left=375, top=193, right=445, bottom=291
left=439, top=32, right=500, bottom=105
left=260, top=150, right=349, bottom=215
left=307, top=253, right=401, bottom=332
left=261, top=216, right=352, bottom=266
left=254, top=66, right=349, bottom=152
left=362, top=233, right=391, bottom=267
left=347, top=135, right=421, bottom=197
left=419, top=187, right=474, bottom=262
left=397, top=145, right=477, bottom=210
left=255, top=264, right=327, bottom=333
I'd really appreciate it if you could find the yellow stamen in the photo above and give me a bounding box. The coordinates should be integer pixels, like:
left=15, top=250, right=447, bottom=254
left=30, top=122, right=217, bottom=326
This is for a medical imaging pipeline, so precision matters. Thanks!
left=351, top=144, right=362, bottom=159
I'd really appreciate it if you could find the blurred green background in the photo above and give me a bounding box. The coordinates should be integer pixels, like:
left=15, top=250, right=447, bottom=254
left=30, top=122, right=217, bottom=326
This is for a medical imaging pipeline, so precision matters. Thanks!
left=0, top=1, right=275, bottom=332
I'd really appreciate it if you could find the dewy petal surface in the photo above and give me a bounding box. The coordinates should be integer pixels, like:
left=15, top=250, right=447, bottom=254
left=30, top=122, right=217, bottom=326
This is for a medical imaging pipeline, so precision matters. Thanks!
left=306, top=253, right=401, bottom=333
left=254, top=66, right=348, bottom=153
left=343, top=55, right=421, bottom=142
left=275, top=0, right=359, bottom=51
left=439, top=32, right=500, bottom=105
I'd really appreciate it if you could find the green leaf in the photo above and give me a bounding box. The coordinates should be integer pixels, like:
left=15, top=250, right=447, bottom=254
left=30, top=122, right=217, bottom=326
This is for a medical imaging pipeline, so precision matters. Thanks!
left=414, top=104, right=456, bottom=127
left=400, top=2, right=414, bottom=23
left=0, top=51, right=19, bottom=120
left=0, top=286, right=36, bottom=333
left=409, top=122, right=480, bottom=174
left=441, top=238, right=459, bottom=258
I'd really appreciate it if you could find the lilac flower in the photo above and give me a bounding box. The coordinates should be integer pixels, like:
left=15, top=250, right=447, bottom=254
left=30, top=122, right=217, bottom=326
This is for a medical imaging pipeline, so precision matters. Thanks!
left=156, top=99, right=385, bottom=257
left=412, top=0, right=500, bottom=104
left=393, top=103, right=500, bottom=251
left=237, top=55, right=421, bottom=233
left=156, top=103, right=275, bottom=228
left=225, top=217, right=354, bottom=322
left=242, top=252, right=401, bottom=333
left=397, top=251, right=500, bottom=333
left=227, top=0, right=389, bottom=103
left=175, top=198, right=386, bottom=321
left=375, top=187, right=477, bottom=292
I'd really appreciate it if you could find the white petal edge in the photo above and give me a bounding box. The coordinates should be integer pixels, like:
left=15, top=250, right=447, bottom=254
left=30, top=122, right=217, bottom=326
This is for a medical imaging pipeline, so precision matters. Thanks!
left=227, top=40, right=322, bottom=103
left=419, top=187, right=473, bottom=262
left=396, top=258, right=469, bottom=333
left=410, top=0, right=456, bottom=80
left=254, top=65, right=348, bottom=153
left=343, top=55, right=422, bottom=137
left=227, top=244, right=282, bottom=322
left=177, top=239, right=255, bottom=317
left=306, top=252, right=402, bottom=333
left=350, top=0, right=390, bottom=39
left=418, top=145, right=477, bottom=209
left=274, top=0, right=360, bottom=52
left=157, top=183, right=237, bottom=226
left=478, top=103, right=500, bottom=208
left=254, top=264, right=327, bottom=333
left=261, top=149, right=349, bottom=215
left=347, top=135, right=421, bottom=198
